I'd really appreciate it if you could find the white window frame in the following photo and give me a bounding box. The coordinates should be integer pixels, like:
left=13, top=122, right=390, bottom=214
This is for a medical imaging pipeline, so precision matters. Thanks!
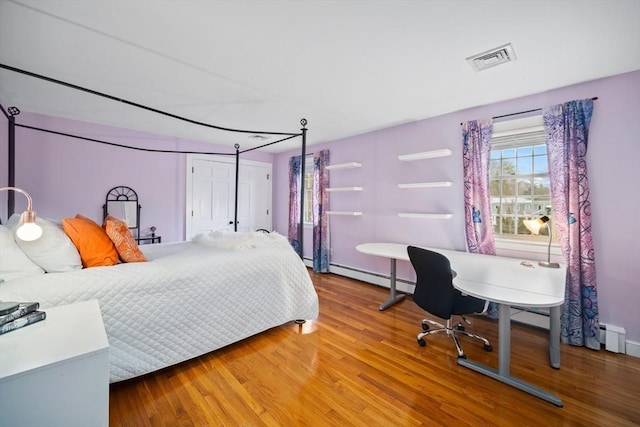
left=491, top=115, right=561, bottom=256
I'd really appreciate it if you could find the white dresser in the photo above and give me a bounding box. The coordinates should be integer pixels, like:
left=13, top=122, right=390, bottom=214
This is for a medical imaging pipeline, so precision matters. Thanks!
left=0, top=299, right=110, bottom=427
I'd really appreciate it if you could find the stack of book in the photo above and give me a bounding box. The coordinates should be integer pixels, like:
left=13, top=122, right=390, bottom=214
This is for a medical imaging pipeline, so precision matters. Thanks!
left=0, top=301, right=46, bottom=335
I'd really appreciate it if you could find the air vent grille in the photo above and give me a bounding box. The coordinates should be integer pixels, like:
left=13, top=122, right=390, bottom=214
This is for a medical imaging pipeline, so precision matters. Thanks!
left=466, top=43, right=517, bottom=72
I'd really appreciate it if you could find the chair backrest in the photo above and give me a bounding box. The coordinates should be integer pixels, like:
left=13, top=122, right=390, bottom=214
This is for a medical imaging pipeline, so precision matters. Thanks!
left=407, top=246, right=456, bottom=319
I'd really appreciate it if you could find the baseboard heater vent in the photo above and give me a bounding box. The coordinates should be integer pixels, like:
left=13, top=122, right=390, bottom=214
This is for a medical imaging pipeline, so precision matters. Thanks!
left=600, top=323, right=626, bottom=353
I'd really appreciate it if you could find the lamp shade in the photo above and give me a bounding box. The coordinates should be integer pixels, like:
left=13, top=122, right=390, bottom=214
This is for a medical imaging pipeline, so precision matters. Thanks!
left=0, top=186, right=43, bottom=241
left=16, top=221, right=43, bottom=241
left=523, top=215, right=559, bottom=268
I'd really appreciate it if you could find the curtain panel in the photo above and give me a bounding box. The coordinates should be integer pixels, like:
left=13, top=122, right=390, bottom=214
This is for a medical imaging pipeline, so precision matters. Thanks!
left=312, top=150, right=330, bottom=272
left=462, top=120, right=496, bottom=256
left=543, top=98, right=600, bottom=350
left=462, top=119, right=498, bottom=318
left=287, top=155, right=302, bottom=255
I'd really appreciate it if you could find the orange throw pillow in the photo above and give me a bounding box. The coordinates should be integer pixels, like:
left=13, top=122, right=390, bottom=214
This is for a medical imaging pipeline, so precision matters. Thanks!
left=62, top=214, right=119, bottom=268
left=103, top=215, right=147, bottom=263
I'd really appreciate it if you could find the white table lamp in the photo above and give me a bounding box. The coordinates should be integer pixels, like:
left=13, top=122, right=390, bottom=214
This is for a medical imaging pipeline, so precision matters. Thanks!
left=523, top=215, right=560, bottom=268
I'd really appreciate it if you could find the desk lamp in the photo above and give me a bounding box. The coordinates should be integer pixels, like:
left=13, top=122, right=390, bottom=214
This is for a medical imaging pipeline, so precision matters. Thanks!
left=523, top=215, right=560, bottom=268
left=0, top=186, right=43, bottom=241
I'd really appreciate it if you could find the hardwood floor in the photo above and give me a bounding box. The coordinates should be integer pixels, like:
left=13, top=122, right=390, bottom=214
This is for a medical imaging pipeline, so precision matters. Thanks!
left=110, top=271, right=640, bottom=426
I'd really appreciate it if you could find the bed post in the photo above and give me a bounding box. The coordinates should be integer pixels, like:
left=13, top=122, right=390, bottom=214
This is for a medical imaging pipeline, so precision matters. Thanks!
left=4, top=105, right=18, bottom=218
left=234, top=143, right=240, bottom=232
left=298, top=119, right=308, bottom=259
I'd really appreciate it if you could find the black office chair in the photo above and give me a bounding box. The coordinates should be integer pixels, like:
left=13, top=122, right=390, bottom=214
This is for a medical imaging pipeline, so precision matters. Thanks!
left=407, top=246, right=493, bottom=358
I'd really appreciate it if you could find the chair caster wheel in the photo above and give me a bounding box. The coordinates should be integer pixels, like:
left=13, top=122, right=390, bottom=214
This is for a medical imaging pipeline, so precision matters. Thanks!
left=456, top=324, right=465, bottom=331
left=418, top=338, right=426, bottom=347
left=458, top=354, right=467, bottom=359
left=484, top=344, right=493, bottom=352
left=421, top=322, right=429, bottom=332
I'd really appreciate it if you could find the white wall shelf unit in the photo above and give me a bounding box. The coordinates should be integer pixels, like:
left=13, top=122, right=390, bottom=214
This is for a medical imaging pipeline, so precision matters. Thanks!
left=398, top=149, right=452, bottom=161
left=326, top=162, right=362, bottom=170
left=398, top=181, right=452, bottom=189
left=398, top=213, right=452, bottom=219
left=328, top=211, right=363, bottom=216
left=327, top=186, right=363, bottom=192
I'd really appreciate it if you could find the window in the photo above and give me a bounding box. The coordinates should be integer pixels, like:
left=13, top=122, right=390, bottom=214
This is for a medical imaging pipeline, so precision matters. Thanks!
left=303, top=157, right=314, bottom=225
left=490, top=115, right=555, bottom=243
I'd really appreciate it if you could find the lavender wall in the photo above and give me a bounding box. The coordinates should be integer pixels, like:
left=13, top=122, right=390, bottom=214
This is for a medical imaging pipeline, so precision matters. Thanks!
left=0, top=113, right=272, bottom=241
left=273, top=70, right=640, bottom=343
left=1, top=71, right=638, bottom=343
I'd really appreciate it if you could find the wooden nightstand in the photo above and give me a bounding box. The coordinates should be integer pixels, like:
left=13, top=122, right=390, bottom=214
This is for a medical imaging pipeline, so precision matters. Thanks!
left=0, top=300, right=110, bottom=427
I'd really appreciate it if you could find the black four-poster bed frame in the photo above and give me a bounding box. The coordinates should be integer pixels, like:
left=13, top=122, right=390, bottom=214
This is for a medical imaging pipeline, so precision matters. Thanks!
left=0, top=63, right=309, bottom=257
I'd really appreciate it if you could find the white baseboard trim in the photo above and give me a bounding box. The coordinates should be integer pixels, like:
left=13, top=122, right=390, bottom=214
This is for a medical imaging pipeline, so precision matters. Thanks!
left=306, top=259, right=640, bottom=358
left=625, top=341, right=640, bottom=358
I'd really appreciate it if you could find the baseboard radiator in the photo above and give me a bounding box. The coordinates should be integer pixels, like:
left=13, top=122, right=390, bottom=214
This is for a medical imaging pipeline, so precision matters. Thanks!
left=302, top=258, right=640, bottom=358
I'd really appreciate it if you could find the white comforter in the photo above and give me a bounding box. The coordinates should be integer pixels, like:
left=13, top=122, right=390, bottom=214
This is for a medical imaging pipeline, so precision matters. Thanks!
left=0, top=232, right=319, bottom=382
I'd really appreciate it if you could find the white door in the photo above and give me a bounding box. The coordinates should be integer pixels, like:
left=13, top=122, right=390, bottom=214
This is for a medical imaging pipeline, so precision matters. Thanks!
left=186, top=155, right=272, bottom=239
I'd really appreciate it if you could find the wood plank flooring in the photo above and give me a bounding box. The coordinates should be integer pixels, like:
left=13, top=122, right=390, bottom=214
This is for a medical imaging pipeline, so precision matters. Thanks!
left=110, top=271, right=640, bottom=426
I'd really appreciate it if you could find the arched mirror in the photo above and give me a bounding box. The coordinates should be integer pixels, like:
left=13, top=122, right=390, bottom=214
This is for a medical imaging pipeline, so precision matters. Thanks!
left=103, top=186, right=141, bottom=241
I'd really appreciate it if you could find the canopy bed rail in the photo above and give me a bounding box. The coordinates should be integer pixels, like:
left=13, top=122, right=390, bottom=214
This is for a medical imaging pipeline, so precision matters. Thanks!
left=0, top=63, right=308, bottom=257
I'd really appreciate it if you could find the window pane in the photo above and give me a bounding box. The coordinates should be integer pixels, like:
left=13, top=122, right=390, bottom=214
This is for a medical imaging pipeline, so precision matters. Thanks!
left=517, top=155, right=533, bottom=174
left=517, top=178, right=532, bottom=196
left=502, top=178, right=516, bottom=196
left=533, top=177, right=550, bottom=195
left=533, top=145, right=547, bottom=155
left=533, top=155, right=548, bottom=174
left=502, top=159, right=516, bottom=175
left=502, top=148, right=516, bottom=159
left=490, top=159, right=501, bottom=177
left=517, top=146, right=533, bottom=156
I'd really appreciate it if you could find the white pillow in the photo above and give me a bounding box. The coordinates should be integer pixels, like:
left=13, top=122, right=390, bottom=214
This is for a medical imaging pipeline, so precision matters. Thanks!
left=0, top=224, right=45, bottom=281
left=13, top=217, right=83, bottom=273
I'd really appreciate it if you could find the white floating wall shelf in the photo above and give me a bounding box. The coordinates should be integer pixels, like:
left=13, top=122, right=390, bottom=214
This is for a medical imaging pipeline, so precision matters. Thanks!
left=398, top=182, right=452, bottom=189
left=326, top=162, right=362, bottom=170
left=328, top=211, right=363, bottom=216
left=398, top=213, right=452, bottom=219
left=327, top=187, right=363, bottom=192
left=398, top=149, right=452, bottom=161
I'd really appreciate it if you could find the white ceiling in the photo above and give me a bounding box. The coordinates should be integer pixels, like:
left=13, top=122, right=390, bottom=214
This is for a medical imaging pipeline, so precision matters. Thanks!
left=1, top=0, right=639, bottom=153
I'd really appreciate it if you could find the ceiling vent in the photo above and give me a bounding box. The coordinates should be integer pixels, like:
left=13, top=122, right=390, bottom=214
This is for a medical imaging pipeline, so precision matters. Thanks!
left=466, top=43, right=517, bottom=72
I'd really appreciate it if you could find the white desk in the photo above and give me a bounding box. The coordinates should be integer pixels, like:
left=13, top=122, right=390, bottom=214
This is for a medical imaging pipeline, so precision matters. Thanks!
left=356, top=243, right=566, bottom=407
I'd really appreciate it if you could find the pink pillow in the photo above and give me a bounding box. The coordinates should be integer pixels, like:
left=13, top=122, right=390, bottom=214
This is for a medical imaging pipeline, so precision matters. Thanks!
left=103, top=215, right=147, bottom=263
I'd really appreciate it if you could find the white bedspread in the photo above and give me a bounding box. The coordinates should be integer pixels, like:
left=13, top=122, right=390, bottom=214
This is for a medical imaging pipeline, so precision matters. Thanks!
left=0, top=232, right=318, bottom=382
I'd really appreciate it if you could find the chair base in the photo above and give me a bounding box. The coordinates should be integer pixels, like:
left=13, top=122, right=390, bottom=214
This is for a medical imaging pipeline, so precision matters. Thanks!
left=417, top=317, right=492, bottom=358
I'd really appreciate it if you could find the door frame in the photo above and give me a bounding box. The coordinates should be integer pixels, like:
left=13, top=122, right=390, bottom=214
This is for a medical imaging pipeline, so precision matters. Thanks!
left=185, top=154, right=272, bottom=239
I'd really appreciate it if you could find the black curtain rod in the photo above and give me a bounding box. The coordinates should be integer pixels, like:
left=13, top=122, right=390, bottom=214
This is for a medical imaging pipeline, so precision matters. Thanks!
left=16, top=123, right=236, bottom=156
left=460, top=97, right=598, bottom=125
left=0, top=63, right=301, bottom=137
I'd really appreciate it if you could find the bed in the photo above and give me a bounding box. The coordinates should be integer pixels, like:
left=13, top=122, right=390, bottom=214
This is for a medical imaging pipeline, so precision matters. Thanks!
left=0, top=231, right=319, bottom=383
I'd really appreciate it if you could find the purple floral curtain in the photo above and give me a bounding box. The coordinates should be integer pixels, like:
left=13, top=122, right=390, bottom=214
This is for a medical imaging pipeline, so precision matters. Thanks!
left=543, top=99, right=599, bottom=350
left=462, top=119, right=498, bottom=317
left=288, top=155, right=302, bottom=255
left=462, top=120, right=496, bottom=255
left=312, top=150, right=330, bottom=272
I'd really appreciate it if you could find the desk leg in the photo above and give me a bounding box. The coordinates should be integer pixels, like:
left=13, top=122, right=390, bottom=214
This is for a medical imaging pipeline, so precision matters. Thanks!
left=457, top=303, right=563, bottom=407
left=549, top=305, right=561, bottom=369
left=378, top=259, right=405, bottom=311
